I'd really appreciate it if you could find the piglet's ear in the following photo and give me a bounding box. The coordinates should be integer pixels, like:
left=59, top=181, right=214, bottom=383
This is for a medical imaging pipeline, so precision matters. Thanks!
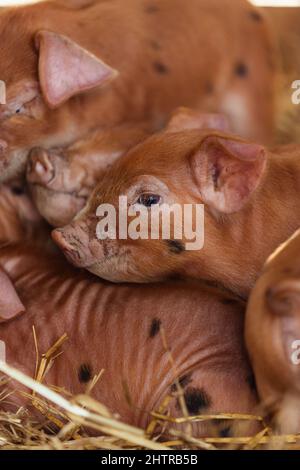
left=266, top=279, right=300, bottom=364
left=36, top=31, right=118, bottom=108
left=191, top=136, right=266, bottom=214
left=167, top=107, right=230, bottom=133
left=0, top=268, right=25, bottom=323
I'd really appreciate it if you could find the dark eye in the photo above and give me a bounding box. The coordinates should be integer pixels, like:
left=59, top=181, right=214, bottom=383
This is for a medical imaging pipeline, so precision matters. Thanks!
left=137, top=194, right=161, bottom=207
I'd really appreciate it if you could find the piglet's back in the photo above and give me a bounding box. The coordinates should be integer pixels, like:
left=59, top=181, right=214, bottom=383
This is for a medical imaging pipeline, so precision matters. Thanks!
left=0, top=245, right=256, bottom=433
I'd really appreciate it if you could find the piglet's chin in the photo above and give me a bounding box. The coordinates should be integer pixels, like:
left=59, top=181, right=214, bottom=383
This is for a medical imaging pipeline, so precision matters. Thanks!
left=85, top=263, right=126, bottom=283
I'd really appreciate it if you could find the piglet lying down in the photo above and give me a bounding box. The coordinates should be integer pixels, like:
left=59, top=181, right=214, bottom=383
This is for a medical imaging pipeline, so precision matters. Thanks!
left=0, top=189, right=258, bottom=436
left=0, top=245, right=258, bottom=436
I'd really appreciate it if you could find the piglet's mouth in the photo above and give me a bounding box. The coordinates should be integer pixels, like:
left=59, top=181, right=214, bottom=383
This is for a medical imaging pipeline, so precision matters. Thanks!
left=27, top=148, right=55, bottom=186
left=51, top=229, right=92, bottom=268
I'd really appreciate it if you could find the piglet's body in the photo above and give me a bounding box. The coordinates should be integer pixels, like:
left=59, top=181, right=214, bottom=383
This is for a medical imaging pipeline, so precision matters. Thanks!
left=0, top=246, right=257, bottom=435
left=0, top=245, right=258, bottom=435
left=0, top=0, right=275, bottom=181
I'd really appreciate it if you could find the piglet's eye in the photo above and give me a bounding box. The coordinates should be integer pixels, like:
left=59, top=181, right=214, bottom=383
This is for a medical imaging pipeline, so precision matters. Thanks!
left=137, top=194, right=161, bottom=207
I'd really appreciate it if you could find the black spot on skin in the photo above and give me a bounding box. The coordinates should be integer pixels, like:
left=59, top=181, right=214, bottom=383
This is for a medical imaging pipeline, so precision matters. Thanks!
left=249, top=10, right=262, bottom=22
left=205, top=81, right=214, bottom=95
left=182, top=387, right=212, bottom=414
left=235, top=62, right=249, bottom=78
left=149, top=39, right=161, bottom=51
left=219, top=426, right=232, bottom=438
left=246, top=373, right=257, bottom=392
left=171, top=373, right=193, bottom=392
left=78, top=363, right=92, bottom=383
left=11, top=186, right=24, bottom=196
left=145, top=4, right=159, bottom=13
left=153, top=61, right=169, bottom=75
left=149, top=318, right=161, bottom=338
left=166, top=240, right=185, bottom=254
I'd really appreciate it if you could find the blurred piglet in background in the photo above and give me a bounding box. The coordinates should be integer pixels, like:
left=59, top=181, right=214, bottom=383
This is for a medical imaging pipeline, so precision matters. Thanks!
left=0, top=0, right=275, bottom=182
left=246, top=229, right=300, bottom=434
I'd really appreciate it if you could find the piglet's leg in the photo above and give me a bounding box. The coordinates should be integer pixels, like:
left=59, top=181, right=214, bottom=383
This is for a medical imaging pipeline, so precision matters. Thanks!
left=0, top=268, right=25, bottom=322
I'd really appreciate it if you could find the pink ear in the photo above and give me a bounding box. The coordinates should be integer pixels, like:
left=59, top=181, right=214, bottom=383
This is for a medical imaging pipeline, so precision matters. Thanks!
left=191, top=135, right=266, bottom=214
left=36, top=31, right=119, bottom=108
left=266, top=279, right=300, bottom=363
left=167, top=107, right=230, bottom=133
left=0, top=268, right=25, bottom=323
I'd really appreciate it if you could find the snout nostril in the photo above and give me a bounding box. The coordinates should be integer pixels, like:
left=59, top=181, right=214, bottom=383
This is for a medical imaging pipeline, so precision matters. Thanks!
left=35, top=160, right=47, bottom=175
left=27, top=148, right=55, bottom=184
left=52, top=229, right=75, bottom=253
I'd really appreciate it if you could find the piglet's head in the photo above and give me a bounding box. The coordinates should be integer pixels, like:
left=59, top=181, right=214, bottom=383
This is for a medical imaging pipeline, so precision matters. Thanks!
left=0, top=9, right=118, bottom=182
left=27, top=124, right=150, bottom=227
left=27, top=146, right=92, bottom=227
left=52, top=121, right=266, bottom=284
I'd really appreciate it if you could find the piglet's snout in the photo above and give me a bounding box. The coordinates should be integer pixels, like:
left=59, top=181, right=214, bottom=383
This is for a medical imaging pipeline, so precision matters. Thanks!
left=52, top=222, right=96, bottom=268
left=27, top=148, right=55, bottom=185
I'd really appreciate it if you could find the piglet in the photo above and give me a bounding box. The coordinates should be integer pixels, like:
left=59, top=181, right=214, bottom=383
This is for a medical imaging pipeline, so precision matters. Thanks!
left=0, top=244, right=258, bottom=436
left=246, top=229, right=300, bottom=434
left=52, top=110, right=300, bottom=299
left=0, top=187, right=258, bottom=436
left=0, top=0, right=275, bottom=181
